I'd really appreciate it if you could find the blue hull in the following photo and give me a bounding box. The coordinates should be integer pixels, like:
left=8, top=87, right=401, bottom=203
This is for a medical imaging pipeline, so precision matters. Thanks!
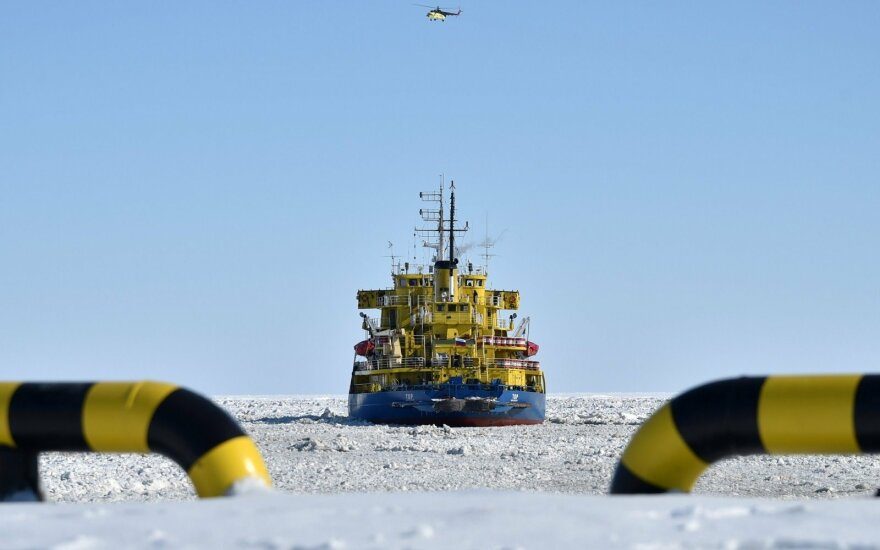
left=348, top=386, right=545, bottom=426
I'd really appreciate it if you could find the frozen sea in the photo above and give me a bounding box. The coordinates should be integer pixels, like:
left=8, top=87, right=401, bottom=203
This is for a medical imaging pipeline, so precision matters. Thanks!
left=10, top=394, right=880, bottom=548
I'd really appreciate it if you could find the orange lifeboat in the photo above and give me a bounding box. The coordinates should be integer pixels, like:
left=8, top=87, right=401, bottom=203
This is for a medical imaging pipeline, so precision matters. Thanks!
left=526, top=341, right=539, bottom=357
left=354, top=339, right=375, bottom=356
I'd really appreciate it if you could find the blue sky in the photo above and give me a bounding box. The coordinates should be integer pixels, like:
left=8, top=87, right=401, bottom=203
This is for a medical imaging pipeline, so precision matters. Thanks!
left=1, top=2, right=878, bottom=394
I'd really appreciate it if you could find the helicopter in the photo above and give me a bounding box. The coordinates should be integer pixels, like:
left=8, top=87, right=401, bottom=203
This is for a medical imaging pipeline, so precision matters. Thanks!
left=415, top=5, right=461, bottom=21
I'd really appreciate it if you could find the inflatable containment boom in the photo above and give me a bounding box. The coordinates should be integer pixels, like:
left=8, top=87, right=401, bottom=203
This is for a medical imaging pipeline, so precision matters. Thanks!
left=0, top=381, right=271, bottom=501
left=611, top=374, right=880, bottom=494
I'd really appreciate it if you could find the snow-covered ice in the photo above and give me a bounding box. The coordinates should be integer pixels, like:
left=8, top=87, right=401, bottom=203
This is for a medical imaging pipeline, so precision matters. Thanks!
left=12, top=394, right=880, bottom=548
left=8, top=492, right=880, bottom=549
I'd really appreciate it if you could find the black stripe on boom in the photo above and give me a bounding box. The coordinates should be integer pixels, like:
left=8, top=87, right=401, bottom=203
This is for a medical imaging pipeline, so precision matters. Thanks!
left=670, top=376, right=766, bottom=463
left=0, top=448, right=42, bottom=500
left=854, top=375, right=880, bottom=452
left=8, top=383, right=93, bottom=451
left=147, top=388, right=245, bottom=470
left=609, top=464, right=667, bottom=494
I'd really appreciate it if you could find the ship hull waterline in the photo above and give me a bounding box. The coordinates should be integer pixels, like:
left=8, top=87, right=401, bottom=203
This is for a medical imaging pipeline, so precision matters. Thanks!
left=348, top=387, right=545, bottom=427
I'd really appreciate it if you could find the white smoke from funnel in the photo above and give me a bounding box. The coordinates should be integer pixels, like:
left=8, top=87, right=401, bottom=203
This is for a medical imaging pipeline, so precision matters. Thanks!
left=455, top=242, right=475, bottom=257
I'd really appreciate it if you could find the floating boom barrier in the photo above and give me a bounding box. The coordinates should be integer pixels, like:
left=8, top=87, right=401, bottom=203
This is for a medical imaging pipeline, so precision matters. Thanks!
left=0, top=381, right=271, bottom=501
left=610, top=374, right=880, bottom=494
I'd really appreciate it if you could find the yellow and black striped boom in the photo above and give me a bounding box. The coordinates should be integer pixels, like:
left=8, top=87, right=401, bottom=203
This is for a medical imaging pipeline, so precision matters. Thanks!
left=610, top=374, right=880, bottom=494
left=0, top=381, right=271, bottom=500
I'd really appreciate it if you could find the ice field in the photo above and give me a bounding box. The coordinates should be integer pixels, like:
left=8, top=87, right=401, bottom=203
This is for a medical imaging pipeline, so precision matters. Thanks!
left=11, top=394, right=880, bottom=548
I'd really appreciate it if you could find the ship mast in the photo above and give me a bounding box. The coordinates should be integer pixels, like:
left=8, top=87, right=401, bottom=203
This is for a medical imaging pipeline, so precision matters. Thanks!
left=449, top=181, right=455, bottom=262
left=417, top=178, right=468, bottom=301
left=417, top=178, right=468, bottom=266
left=439, top=177, right=445, bottom=260
left=447, top=179, right=468, bottom=262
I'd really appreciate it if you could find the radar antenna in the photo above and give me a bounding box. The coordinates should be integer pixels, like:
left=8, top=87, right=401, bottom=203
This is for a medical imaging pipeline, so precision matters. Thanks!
left=480, top=214, right=505, bottom=274
left=384, top=241, right=401, bottom=274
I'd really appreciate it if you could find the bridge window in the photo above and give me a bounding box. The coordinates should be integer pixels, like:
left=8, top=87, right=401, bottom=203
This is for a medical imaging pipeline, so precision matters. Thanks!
left=465, top=279, right=474, bottom=287
left=408, top=279, right=417, bottom=286
left=436, top=304, right=445, bottom=312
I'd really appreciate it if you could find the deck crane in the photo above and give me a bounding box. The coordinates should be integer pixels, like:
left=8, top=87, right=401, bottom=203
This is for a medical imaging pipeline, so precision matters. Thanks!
left=360, top=312, right=379, bottom=337
left=513, top=316, right=530, bottom=338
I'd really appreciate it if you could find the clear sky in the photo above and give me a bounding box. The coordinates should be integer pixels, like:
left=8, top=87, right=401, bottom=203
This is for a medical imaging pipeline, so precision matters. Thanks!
left=1, top=2, right=878, bottom=395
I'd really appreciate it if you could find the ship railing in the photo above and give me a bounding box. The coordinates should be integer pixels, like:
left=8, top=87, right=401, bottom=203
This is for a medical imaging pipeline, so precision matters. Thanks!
left=353, top=360, right=370, bottom=372
left=357, top=355, right=504, bottom=372
left=480, top=336, right=527, bottom=348
left=378, top=294, right=432, bottom=307
left=350, top=381, right=542, bottom=394
left=412, top=311, right=484, bottom=326
left=413, top=334, right=427, bottom=346
left=427, top=356, right=476, bottom=368
left=375, top=293, right=505, bottom=310
left=463, top=295, right=502, bottom=307
left=377, top=294, right=407, bottom=307
left=353, top=357, right=428, bottom=371
left=493, top=318, right=513, bottom=331
left=485, top=359, right=541, bottom=371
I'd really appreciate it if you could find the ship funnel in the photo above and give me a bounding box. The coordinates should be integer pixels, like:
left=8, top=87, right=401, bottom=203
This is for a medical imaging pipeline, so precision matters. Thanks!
left=434, top=259, right=459, bottom=302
